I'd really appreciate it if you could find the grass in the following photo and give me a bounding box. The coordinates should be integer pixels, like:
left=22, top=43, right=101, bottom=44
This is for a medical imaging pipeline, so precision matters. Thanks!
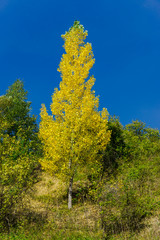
left=1, top=158, right=160, bottom=240
left=0, top=229, right=100, bottom=240
left=0, top=172, right=102, bottom=239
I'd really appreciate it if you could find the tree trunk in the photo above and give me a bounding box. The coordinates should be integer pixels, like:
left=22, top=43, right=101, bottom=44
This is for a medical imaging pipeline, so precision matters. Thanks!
left=68, top=176, right=73, bottom=209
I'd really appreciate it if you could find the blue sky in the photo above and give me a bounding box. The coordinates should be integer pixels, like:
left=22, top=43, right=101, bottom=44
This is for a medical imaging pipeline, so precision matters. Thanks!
left=1, top=0, right=160, bottom=129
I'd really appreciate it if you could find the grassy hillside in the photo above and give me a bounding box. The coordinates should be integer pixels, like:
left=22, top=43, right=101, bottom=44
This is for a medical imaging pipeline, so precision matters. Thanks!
left=1, top=154, right=160, bottom=240
left=1, top=120, right=160, bottom=240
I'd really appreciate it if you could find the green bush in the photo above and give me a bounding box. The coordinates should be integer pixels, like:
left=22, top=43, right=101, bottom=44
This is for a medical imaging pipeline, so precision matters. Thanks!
left=96, top=160, right=157, bottom=239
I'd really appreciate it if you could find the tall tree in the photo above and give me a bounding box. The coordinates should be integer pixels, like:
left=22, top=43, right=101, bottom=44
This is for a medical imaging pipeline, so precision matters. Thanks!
left=39, top=21, right=111, bottom=209
left=4, top=79, right=40, bottom=155
left=0, top=82, right=40, bottom=230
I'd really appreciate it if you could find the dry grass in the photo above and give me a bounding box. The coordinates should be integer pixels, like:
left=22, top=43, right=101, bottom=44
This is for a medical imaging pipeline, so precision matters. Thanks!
left=20, top=171, right=101, bottom=237
left=132, top=214, right=160, bottom=240
left=12, top=170, right=160, bottom=240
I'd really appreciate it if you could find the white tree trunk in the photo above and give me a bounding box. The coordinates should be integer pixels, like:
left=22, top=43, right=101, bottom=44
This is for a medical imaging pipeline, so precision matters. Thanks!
left=68, top=176, right=73, bottom=209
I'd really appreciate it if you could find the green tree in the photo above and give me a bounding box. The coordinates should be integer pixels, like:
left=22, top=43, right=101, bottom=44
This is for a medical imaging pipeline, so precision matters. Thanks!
left=124, top=120, right=160, bottom=159
left=102, top=116, right=125, bottom=175
left=39, top=21, right=111, bottom=209
left=125, top=120, right=146, bottom=137
left=0, top=82, right=40, bottom=231
left=4, top=79, right=40, bottom=155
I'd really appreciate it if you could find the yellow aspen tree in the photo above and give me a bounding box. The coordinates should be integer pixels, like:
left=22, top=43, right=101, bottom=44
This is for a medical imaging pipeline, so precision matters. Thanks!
left=39, top=21, right=111, bottom=209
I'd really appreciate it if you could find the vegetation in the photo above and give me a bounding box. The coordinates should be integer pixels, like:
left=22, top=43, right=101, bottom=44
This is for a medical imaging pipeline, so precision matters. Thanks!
left=1, top=22, right=160, bottom=239
left=39, top=21, right=111, bottom=209
left=0, top=81, right=40, bottom=232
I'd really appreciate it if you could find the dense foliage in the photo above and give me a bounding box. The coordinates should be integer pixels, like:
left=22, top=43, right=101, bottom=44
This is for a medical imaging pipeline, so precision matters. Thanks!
left=1, top=22, right=160, bottom=240
left=0, top=81, right=40, bottom=231
left=92, top=119, right=160, bottom=239
left=39, top=21, right=111, bottom=209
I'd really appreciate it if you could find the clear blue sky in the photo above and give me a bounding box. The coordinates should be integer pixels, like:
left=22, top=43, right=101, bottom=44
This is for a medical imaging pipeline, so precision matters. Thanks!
left=1, top=0, right=160, bottom=129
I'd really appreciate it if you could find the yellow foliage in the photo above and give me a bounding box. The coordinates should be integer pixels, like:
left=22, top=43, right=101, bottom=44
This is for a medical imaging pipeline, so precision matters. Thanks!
left=39, top=22, right=111, bottom=181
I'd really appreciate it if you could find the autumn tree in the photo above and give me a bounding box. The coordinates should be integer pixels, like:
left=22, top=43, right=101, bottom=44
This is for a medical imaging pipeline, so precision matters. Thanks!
left=39, top=21, right=111, bottom=209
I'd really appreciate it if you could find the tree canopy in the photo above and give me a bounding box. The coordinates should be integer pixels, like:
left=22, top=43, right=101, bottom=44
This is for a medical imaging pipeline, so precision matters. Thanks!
left=39, top=21, right=111, bottom=209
